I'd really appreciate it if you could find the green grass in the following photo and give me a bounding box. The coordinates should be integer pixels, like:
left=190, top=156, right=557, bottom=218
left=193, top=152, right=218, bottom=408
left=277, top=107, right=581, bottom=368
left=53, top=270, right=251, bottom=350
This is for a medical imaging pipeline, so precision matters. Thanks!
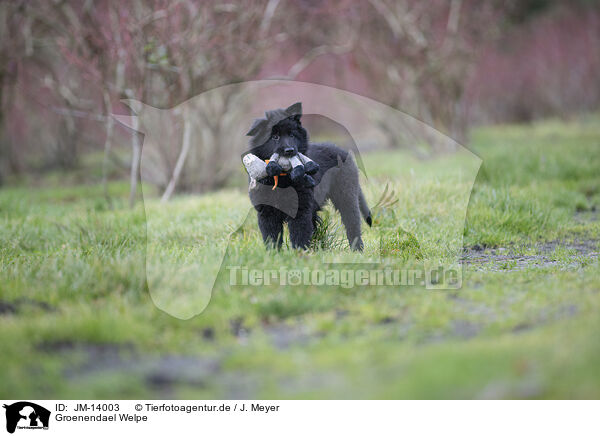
left=1, top=115, right=600, bottom=398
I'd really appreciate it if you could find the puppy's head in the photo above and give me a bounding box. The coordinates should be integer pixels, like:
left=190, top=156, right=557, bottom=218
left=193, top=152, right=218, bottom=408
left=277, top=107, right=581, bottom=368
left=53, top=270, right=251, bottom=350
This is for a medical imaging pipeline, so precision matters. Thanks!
left=246, top=102, right=308, bottom=160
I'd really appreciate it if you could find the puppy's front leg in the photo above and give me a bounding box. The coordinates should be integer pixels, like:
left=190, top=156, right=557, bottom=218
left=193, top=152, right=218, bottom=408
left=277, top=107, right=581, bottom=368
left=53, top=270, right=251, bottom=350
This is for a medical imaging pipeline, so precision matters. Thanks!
left=257, top=207, right=284, bottom=249
left=288, top=212, right=313, bottom=250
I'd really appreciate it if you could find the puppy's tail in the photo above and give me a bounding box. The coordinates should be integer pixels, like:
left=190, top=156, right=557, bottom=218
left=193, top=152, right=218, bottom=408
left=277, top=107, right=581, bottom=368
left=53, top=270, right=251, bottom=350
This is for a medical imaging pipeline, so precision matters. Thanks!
left=358, top=189, right=372, bottom=227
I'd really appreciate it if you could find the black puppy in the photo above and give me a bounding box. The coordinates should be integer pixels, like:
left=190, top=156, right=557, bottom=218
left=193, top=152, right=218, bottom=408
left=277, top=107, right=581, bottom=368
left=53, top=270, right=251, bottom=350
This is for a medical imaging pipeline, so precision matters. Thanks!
left=246, top=102, right=371, bottom=250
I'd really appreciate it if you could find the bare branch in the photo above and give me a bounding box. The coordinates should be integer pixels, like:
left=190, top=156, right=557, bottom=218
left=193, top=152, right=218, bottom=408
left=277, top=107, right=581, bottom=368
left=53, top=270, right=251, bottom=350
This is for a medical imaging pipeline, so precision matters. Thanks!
left=161, top=107, right=192, bottom=203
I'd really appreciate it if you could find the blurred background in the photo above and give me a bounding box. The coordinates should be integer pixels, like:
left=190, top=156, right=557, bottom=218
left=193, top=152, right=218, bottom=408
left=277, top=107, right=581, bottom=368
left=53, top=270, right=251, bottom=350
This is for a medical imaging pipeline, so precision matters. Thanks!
left=1, top=0, right=599, bottom=200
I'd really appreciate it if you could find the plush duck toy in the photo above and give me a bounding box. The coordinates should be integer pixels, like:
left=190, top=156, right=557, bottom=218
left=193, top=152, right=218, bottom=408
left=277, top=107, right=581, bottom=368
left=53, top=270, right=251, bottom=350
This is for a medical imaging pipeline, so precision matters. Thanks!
left=243, top=151, right=318, bottom=190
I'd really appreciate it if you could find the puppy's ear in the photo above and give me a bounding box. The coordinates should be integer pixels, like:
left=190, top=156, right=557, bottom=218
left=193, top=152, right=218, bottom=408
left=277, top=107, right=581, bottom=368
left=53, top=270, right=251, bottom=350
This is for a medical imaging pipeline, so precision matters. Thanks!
left=285, top=102, right=302, bottom=117
left=246, top=118, right=266, bottom=136
left=293, top=114, right=302, bottom=123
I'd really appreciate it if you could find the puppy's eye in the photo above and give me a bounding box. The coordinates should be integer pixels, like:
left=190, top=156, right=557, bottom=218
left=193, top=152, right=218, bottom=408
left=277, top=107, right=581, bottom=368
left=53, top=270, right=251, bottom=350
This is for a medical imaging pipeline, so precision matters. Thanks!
left=272, top=134, right=280, bottom=141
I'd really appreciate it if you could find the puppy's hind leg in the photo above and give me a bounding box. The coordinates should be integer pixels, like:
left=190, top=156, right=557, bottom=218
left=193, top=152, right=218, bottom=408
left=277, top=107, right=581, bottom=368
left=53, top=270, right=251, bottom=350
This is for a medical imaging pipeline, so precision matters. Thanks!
left=331, top=194, right=364, bottom=251
left=329, top=156, right=364, bottom=251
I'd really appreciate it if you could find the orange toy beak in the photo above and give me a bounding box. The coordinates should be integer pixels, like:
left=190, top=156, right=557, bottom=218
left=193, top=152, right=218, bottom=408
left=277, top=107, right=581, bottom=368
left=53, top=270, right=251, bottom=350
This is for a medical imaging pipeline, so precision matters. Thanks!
left=265, top=159, right=287, bottom=190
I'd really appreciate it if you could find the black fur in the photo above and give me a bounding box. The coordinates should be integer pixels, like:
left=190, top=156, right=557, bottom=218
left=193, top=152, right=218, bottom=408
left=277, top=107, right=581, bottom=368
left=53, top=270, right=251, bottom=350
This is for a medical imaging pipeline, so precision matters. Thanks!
left=247, top=104, right=371, bottom=250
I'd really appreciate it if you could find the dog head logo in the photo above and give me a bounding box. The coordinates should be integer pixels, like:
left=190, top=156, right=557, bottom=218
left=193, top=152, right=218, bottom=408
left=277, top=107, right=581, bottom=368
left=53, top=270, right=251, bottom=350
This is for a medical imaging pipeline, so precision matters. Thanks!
left=3, top=402, right=50, bottom=434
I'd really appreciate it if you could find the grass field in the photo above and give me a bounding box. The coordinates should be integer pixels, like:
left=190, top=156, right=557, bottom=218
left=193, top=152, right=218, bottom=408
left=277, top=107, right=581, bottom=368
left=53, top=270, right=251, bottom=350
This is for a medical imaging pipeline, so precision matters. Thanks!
left=1, top=115, right=599, bottom=399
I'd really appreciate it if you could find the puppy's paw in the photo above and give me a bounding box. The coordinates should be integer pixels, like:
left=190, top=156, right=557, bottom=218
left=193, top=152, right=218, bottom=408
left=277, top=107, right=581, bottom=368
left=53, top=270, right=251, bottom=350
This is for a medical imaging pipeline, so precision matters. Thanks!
left=304, top=160, right=319, bottom=175
left=266, top=161, right=283, bottom=177
left=290, top=165, right=305, bottom=182
left=304, top=175, right=316, bottom=188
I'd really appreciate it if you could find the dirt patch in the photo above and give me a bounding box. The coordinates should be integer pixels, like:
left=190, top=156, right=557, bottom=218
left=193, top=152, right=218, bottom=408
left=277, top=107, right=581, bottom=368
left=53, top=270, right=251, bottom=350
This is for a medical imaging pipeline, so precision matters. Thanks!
left=264, top=323, right=312, bottom=350
left=574, top=210, right=599, bottom=223
left=39, top=340, right=220, bottom=394
left=0, top=298, right=55, bottom=315
left=230, top=317, right=250, bottom=339
left=451, top=320, right=482, bottom=339
left=144, top=356, right=220, bottom=391
left=462, top=239, right=599, bottom=271
left=38, top=341, right=136, bottom=375
left=0, top=301, right=17, bottom=315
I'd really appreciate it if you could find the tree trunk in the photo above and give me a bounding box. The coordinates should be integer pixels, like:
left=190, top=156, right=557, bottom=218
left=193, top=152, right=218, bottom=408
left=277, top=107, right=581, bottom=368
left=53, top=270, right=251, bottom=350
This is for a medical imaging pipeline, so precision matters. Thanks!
left=102, top=90, right=114, bottom=205
left=161, top=108, right=192, bottom=203
left=129, top=114, right=141, bottom=208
